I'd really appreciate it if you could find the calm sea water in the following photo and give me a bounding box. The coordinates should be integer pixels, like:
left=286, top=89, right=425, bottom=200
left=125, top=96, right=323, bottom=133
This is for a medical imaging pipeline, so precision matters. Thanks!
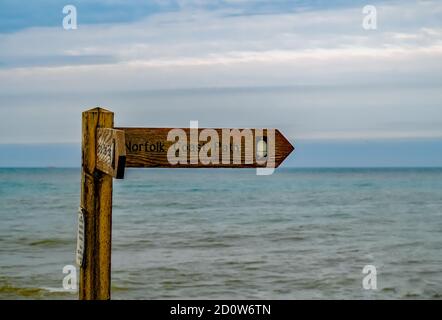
left=0, top=168, right=441, bottom=299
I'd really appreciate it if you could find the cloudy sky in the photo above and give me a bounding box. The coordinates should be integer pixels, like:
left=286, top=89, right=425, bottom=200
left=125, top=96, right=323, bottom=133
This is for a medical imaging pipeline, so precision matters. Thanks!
left=0, top=0, right=441, bottom=166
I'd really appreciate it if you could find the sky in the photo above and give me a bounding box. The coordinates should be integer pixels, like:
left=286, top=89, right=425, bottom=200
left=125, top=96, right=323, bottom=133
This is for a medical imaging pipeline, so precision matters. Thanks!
left=0, top=0, right=441, bottom=166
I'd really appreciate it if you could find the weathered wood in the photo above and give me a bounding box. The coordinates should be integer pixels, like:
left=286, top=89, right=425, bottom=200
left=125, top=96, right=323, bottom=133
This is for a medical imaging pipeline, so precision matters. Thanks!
left=117, top=127, right=294, bottom=168
left=96, top=128, right=126, bottom=179
left=80, top=107, right=113, bottom=300
left=78, top=108, right=295, bottom=300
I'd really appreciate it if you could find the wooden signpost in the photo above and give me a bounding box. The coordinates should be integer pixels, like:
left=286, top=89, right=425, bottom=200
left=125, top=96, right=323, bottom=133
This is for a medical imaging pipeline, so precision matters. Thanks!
left=79, top=107, right=294, bottom=300
left=120, top=127, right=293, bottom=168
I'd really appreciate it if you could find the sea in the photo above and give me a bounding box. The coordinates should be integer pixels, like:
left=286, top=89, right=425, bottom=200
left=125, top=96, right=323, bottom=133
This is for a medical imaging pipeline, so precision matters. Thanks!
left=0, top=168, right=441, bottom=299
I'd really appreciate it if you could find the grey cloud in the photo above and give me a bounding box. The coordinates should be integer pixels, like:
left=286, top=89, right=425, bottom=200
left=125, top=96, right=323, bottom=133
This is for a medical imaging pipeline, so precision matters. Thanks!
left=0, top=0, right=441, bottom=143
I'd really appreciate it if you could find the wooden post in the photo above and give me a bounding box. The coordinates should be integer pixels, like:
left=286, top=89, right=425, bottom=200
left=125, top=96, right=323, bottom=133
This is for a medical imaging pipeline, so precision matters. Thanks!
left=80, top=107, right=113, bottom=300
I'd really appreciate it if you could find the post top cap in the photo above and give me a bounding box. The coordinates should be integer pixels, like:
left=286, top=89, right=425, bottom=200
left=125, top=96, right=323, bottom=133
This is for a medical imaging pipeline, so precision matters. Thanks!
left=83, top=107, right=112, bottom=113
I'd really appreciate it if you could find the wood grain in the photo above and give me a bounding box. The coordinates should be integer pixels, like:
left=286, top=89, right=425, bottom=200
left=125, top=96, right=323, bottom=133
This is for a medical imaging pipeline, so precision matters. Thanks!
left=80, top=107, right=113, bottom=300
left=116, top=127, right=294, bottom=168
left=96, top=128, right=126, bottom=179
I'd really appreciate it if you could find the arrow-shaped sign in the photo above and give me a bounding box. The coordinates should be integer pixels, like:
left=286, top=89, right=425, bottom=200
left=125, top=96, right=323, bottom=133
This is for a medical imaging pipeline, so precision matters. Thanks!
left=116, top=127, right=294, bottom=169
left=96, top=128, right=126, bottom=179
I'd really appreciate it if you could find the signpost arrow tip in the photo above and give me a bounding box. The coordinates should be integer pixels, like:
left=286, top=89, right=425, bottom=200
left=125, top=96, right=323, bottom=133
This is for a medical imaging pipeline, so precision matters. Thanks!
left=275, top=129, right=295, bottom=168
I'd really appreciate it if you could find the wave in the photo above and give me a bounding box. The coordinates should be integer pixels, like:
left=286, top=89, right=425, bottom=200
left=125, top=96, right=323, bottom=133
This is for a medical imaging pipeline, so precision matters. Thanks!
left=0, top=281, right=76, bottom=298
left=0, top=284, right=45, bottom=297
left=19, top=238, right=72, bottom=247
